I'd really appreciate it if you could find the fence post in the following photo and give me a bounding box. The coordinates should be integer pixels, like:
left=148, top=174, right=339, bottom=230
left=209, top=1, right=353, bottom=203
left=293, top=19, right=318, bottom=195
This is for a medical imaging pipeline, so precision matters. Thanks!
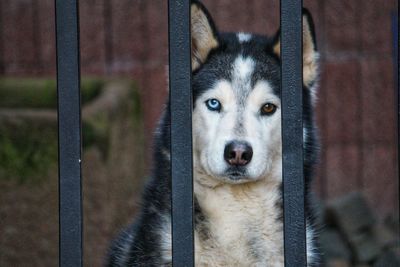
left=55, top=0, right=83, bottom=266
left=280, top=0, right=307, bottom=266
left=168, top=0, right=194, bottom=266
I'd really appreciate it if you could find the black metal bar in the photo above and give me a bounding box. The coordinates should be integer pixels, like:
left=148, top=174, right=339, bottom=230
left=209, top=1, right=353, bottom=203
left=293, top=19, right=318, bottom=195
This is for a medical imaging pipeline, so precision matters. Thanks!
left=280, top=0, right=307, bottom=266
left=393, top=12, right=399, bottom=205
left=55, top=1, right=83, bottom=266
left=168, top=0, right=194, bottom=266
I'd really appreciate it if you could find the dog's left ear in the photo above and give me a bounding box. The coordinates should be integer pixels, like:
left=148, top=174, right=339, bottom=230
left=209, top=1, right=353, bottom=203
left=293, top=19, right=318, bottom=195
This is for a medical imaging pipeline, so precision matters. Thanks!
left=191, top=1, right=219, bottom=71
left=273, top=8, right=319, bottom=88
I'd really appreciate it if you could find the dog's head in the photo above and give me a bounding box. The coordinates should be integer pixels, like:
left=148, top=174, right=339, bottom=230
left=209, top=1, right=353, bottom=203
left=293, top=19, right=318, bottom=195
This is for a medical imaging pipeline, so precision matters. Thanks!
left=191, top=1, right=318, bottom=186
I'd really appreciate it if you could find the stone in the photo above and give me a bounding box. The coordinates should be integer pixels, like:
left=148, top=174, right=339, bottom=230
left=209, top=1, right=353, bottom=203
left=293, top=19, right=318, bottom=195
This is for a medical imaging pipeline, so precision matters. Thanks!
left=385, top=214, right=400, bottom=236
left=326, top=259, right=351, bottom=267
left=326, top=192, right=375, bottom=239
left=350, top=231, right=381, bottom=263
left=391, top=245, right=400, bottom=257
left=372, top=224, right=398, bottom=248
left=373, top=250, right=400, bottom=267
left=320, top=229, right=352, bottom=261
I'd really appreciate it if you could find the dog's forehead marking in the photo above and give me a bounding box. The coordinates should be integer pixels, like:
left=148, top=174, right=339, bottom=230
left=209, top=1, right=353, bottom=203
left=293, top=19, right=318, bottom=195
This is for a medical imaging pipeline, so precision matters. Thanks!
left=232, top=55, right=255, bottom=82
left=231, top=55, right=256, bottom=107
left=231, top=55, right=255, bottom=135
left=237, top=32, right=252, bottom=43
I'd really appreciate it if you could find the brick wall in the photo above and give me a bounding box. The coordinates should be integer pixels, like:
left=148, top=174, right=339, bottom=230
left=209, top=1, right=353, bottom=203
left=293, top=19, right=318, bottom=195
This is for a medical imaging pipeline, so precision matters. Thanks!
left=0, top=0, right=398, bottom=218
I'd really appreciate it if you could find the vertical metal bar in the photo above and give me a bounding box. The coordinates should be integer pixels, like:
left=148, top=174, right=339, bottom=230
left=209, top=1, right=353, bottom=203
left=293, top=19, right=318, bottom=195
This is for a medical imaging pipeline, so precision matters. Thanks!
left=168, top=0, right=194, bottom=266
left=280, top=0, right=307, bottom=266
left=55, top=1, right=83, bottom=266
left=393, top=12, right=399, bottom=213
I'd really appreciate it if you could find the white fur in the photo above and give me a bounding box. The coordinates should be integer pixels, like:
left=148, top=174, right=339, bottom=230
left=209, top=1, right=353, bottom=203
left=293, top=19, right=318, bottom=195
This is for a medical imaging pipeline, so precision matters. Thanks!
left=306, top=224, right=317, bottom=265
left=232, top=56, right=255, bottom=83
left=303, top=127, right=308, bottom=150
left=159, top=215, right=172, bottom=264
left=179, top=54, right=316, bottom=266
left=160, top=74, right=316, bottom=266
left=192, top=78, right=281, bottom=186
left=194, top=178, right=284, bottom=266
left=237, top=32, right=252, bottom=43
left=190, top=71, right=288, bottom=265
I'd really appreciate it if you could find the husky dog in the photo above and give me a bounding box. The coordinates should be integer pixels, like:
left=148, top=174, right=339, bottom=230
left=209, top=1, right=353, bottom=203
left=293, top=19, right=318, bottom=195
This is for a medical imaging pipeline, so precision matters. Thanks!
left=108, top=1, right=319, bottom=266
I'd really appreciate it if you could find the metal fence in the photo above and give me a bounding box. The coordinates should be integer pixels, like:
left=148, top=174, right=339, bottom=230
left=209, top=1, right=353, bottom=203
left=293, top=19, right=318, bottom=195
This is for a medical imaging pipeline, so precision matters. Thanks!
left=55, top=1, right=82, bottom=266
left=55, top=0, right=306, bottom=266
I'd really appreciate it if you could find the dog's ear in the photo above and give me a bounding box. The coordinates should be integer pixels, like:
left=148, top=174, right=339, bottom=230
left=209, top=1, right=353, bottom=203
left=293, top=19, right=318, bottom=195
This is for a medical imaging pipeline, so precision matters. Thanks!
left=191, top=1, right=219, bottom=71
left=272, top=8, right=319, bottom=88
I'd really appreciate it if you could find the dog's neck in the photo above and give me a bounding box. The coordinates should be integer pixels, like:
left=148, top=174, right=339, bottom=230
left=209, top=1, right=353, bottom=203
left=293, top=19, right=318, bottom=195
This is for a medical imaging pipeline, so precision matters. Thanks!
left=193, top=162, right=283, bottom=212
left=192, top=167, right=285, bottom=266
left=192, top=153, right=283, bottom=228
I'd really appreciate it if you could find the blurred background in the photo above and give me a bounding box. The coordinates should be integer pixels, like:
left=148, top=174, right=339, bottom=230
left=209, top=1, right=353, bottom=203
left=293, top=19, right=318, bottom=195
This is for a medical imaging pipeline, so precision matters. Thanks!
left=0, top=0, right=398, bottom=266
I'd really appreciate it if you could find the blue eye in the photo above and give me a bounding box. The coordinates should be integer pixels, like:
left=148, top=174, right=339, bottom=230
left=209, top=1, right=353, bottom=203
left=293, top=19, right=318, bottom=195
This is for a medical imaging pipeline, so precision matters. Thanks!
left=205, top=99, right=221, bottom=112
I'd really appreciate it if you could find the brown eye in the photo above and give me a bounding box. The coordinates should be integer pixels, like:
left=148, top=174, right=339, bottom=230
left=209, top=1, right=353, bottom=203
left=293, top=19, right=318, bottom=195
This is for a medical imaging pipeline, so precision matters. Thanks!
left=261, top=103, right=277, bottom=115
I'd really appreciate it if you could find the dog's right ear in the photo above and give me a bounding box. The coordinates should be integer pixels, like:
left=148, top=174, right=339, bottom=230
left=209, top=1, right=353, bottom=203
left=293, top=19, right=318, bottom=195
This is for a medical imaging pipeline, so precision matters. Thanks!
left=191, top=1, right=219, bottom=71
left=272, top=8, right=319, bottom=89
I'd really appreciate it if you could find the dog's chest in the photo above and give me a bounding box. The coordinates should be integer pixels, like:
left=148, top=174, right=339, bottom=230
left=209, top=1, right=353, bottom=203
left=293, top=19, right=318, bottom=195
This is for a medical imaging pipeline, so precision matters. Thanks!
left=194, top=181, right=284, bottom=266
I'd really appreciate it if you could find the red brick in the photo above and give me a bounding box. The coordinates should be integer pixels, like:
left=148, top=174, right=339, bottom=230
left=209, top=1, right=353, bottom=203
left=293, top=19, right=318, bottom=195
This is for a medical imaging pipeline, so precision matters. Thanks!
left=203, top=0, right=279, bottom=37
left=324, top=61, right=361, bottom=144
left=360, top=58, right=396, bottom=143
left=144, top=0, right=168, bottom=64
left=79, top=0, right=106, bottom=75
left=325, top=143, right=361, bottom=199
left=205, top=0, right=247, bottom=33
left=242, top=0, right=258, bottom=33
left=0, top=1, right=3, bottom=74
left=37, top=0, right=55, bottom=75
left=201, top=0, right=217, bottom=13
left=362, top=144, right=397, bottom=217
left=324, top=0, right=361, bottom=53
left=141, top=66, right=168, bottom=136
left=359, top=0, right=397, bottom=55
left=365, top=0, right=398, bottom=10
left=251, top=0, right=279, bottom=35
left=2, top=0, right=38, bottom=74
left=110, top=0, right=146, bottom=74
left=211, top=0, right=234, bottom=32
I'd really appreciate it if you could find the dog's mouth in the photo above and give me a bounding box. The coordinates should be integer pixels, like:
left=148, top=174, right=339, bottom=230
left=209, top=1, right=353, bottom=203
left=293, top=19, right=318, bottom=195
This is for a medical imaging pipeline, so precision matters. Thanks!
left=223, top=166, right=252, bottom=183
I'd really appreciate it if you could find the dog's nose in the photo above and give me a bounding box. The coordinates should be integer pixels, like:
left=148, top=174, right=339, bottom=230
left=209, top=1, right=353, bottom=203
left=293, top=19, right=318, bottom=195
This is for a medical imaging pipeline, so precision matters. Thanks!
left=224, top=141, right=253, bottom=166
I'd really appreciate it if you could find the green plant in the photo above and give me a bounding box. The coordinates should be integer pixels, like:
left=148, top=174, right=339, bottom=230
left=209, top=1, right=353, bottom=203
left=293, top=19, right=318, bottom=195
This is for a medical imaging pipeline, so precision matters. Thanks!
left=0, top=78, right=104, bottom=108
left=0, top=126, right=58, bottom=184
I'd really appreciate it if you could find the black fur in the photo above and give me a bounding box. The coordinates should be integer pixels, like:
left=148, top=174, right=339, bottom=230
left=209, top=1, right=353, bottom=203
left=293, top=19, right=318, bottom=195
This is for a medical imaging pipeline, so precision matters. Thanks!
left=107, top=2, right=320, bottom=266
